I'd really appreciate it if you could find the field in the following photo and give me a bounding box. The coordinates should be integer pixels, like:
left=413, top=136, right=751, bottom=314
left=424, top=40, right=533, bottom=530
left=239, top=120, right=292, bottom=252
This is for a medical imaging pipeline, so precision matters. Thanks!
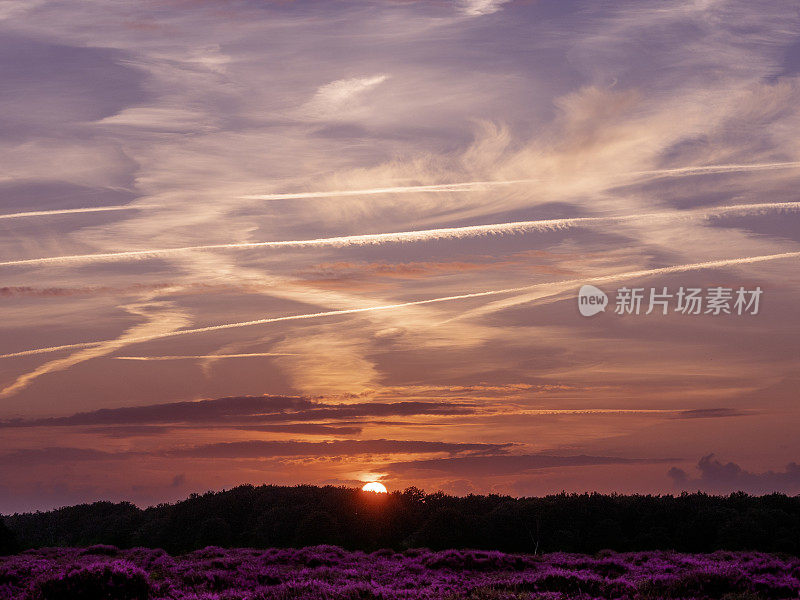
left=2, top=545, right=800, bottom=600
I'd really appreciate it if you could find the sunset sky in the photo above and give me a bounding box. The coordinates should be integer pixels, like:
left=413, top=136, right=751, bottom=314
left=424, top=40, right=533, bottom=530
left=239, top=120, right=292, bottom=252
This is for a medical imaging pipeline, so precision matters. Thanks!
left=2, top=0, right=800, bottom=513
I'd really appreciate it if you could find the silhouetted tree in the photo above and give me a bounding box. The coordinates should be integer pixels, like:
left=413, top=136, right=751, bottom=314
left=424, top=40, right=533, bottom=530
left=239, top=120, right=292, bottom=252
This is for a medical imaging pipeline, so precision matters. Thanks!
left=0, top=517, right=18, bottom=555
left=5, top=485, right=800, bottom=555
left=195, top=517, right=232, bottom=548
left=293, top=511, right=339, bottom=547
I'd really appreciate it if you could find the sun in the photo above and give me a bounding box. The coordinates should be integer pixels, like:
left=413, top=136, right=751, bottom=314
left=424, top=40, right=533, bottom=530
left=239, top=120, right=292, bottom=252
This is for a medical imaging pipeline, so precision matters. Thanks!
left=361, top=481, right=388, bottom=494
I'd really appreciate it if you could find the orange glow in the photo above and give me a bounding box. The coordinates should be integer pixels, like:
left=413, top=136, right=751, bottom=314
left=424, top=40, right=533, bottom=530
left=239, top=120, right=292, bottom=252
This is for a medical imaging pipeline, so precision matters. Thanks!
left=361, top=481, right=388, bottom=494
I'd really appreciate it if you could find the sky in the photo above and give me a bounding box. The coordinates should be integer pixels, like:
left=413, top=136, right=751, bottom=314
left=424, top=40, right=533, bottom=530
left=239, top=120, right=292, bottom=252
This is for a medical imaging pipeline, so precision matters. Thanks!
left=1, top=0, right=800, bottom=514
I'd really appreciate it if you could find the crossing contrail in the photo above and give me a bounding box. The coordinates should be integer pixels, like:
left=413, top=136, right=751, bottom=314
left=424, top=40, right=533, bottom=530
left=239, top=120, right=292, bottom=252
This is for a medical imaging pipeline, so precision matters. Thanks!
left=632, top=161, right=800, bottom=178
left=240, top=179, right=539, bottom=200
left=3, top=162, right=796, bottom=221
left=1, top=201, right=798, bottom=269
left=240, top=161, right=800, bottom=200
left=0, top=205, right=144, bottom=220
left=2, top=250, right=798, bottom=360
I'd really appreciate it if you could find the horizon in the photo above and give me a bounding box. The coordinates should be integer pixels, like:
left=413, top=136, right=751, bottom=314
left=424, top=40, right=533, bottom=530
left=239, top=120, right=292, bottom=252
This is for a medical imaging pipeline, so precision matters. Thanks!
left=2, top=0, right=800, bottom=514
left=8, top=481, right=800, bottom=518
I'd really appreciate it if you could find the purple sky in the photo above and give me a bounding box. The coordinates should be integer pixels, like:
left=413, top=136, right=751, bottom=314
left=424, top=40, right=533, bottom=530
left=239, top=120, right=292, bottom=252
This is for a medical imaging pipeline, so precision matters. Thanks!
left=1, top=0, right=800, bottom=513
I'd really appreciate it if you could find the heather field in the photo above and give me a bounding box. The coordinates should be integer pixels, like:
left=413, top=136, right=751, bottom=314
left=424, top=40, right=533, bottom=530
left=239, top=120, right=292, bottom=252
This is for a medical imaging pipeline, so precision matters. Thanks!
left=2, top=546, right=800, bottom=600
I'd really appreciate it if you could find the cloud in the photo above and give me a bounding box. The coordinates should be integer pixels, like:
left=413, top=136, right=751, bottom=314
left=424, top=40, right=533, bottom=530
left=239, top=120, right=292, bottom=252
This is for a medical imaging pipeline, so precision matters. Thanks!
left=235, top=424, right=363, bottom=436
left=0, top=439, right=512, bottom=466
left=167, top=439, right=512, bottom=459
left=3, top=0, right=800, bottom=507
left=673, top=408, right=749, bottom=419
left=0, top=283, right=177, bottom=298
left=387, top=453, right=674, bottom=477
left=2, top=198, right=797, bottom=269
left=457, top=0, right=510, bottom=17
left=269, top=332, right=381, bottom=396
left=0, top=395, right=312, bottom=427
left=0, top=394, right=475, bottom=428
left=0, top=301, right=188, bottom=398
left=0, top=299, right=191, bottom=397
left=668, top=454, right=800, bottom=494
left=299, top=75, right=389, bottom=119
left=96, top=107, right=215, bottom=133
left=87, top=423, right=364, bottom=437
left=4, top=249, right=799, bottom=362
left=297, top=259, right=489, bottom=282
left=446, top=250, right=800, bottom=324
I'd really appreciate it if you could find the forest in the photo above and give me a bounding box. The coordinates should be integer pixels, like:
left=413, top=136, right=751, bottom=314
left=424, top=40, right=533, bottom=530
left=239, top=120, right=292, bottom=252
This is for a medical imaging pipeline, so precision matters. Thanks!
left=3, top=485, right=800, bottom=555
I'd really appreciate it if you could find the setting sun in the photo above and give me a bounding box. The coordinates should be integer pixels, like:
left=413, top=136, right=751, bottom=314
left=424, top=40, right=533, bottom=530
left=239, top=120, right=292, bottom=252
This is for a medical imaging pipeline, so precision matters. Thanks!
left=361, top=482, right=388, bottom=494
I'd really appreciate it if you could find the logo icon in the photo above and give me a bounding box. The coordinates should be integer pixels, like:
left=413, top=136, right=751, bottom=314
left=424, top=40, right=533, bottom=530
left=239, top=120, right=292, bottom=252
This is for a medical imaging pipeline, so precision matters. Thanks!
left=578, top=284, right=608, bottom=317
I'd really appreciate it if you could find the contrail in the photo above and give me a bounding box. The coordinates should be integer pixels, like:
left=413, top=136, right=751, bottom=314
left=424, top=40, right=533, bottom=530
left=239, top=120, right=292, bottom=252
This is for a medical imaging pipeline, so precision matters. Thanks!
left=632, top=162, right=800, bottom=178
left=1, top=201, right=798, bottom=269
left=241, top=179, right=538, bottom=200
left=2, top=250, right=798, bottom=360
left=240, top=162, right=800, bottom=200
left=1, top=163, right=794, bottom=221
left=1, top=162, right=792, bottom=224
left=0, top=205, right=144, bottom=220
left=113, top=353, right=297, bottom=360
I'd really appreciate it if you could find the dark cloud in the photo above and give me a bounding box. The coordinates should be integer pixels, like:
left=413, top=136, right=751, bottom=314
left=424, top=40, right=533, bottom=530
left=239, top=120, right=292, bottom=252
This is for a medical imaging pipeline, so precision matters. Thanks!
left=0, top=439, right=511, bottom=466
left=0, top=395, right=473, bottom=428
left=0, top=281, right=312, bottom=299
left=85, top=423, right=363, bottom=438
left=386, top=454, right=674, bottom=477
left=233, top=424, right=363, bottom=435
left=669, top=454, right=800, bottom=494
left=673, top=408, right=749, bottom=419
left=166, top=439, right=512, bottom=459
left=1, top=396, right=310, bottom=427
left=0, top=283, right=175, bottom=298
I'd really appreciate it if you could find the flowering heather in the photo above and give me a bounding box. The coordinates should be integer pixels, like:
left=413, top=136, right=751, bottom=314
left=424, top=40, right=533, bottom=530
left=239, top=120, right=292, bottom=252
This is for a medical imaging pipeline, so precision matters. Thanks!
left=1, top=546, right=799, bottom=599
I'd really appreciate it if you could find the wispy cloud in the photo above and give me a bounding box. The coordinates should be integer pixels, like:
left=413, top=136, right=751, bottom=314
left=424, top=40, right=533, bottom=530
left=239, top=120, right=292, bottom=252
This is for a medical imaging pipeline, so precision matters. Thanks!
left=3, top=250, right=797, bottom=361
left=299, top=74, right=389, bottom=119
left=0, top=298, right=191, bottom=397
left=2, top=200, right=798, bottom=269
left=456, top=0, right=511, bottom=17
left=239, top=163, right=800, bottom=201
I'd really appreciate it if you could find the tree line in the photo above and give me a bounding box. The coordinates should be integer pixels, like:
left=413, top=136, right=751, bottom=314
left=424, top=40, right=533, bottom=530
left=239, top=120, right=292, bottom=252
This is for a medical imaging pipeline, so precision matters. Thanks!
left=3, top=485, right=800, bottom=555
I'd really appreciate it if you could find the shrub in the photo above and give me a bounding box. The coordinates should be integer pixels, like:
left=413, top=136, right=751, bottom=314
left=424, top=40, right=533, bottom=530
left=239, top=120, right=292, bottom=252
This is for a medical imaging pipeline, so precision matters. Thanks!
left=29, top=560, right=150, bottom=600
left=81, top=545, right=119, bottom=556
